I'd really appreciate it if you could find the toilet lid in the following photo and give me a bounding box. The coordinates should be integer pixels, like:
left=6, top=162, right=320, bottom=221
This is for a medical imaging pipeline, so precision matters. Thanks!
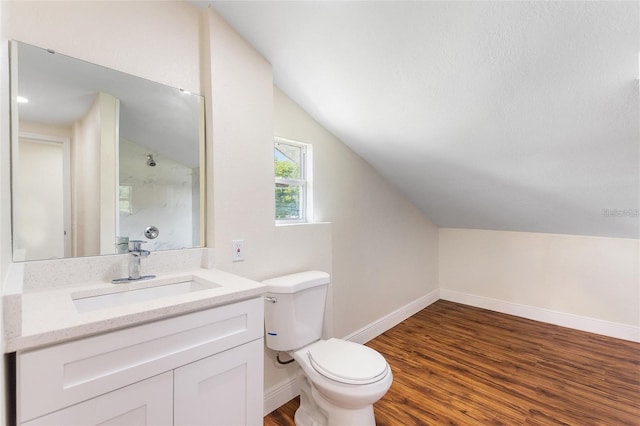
left=307, top=338, right=389, bottom=385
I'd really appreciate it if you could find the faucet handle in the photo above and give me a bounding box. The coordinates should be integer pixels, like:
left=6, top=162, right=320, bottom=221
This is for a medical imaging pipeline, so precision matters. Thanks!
left=128, top=240, right=147, bottom=252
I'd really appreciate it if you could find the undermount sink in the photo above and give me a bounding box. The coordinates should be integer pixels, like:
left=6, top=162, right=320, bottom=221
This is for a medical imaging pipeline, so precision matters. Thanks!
left=72, top=276, right=220, bottom=313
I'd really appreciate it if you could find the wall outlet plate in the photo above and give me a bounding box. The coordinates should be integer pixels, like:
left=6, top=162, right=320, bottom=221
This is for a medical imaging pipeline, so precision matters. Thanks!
left=232, top=240, right=244, bottom=262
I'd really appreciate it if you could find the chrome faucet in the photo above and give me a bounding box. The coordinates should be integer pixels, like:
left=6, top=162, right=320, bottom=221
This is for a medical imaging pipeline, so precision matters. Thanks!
left=112, top=240, right=156, bottom=284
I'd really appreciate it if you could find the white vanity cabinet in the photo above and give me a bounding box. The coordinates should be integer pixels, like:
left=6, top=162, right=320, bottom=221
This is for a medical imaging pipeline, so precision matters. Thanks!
left=16, top=297, right=264, bottom=426
left=22, top=372, right=174, bottom=426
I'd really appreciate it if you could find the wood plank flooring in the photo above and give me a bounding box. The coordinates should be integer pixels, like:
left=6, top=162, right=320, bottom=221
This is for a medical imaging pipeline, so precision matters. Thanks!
left=264, top=300, right=640, bottom=425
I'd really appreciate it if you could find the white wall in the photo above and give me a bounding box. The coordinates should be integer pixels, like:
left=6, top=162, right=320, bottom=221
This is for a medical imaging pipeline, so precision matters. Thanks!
left=204, top=8, right=440, bottom=409
left=439, top=228, right=640, bottom=341
left=202, top=8, right=332, bottom=404
left=72, top=93, right=106, bottom=257
left=5, top=1, right=202, bottom=95
left=19, top=122, right=71, bottom=139
left=274, top=87, right=440, bottom=338
left=98, top=93, right=119, bottom=256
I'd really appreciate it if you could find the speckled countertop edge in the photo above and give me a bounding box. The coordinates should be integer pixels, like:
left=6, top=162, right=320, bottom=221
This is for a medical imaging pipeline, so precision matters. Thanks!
left=5, top=268, right=265, bottom=353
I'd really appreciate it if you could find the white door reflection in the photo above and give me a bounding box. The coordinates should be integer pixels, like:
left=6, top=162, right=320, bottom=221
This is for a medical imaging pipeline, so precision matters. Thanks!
left=15, top=133, right=71, bottom=260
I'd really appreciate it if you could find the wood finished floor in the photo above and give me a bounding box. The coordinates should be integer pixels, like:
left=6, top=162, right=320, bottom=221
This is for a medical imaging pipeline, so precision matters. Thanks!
left=264, top=300, right=640, bottom=425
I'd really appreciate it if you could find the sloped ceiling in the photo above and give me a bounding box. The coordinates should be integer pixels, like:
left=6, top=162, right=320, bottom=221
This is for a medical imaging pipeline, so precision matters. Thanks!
left=208, top=1, right=639, bottom=239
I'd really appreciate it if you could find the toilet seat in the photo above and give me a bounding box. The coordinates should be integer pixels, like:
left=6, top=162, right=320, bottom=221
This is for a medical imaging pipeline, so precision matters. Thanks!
left=307, top=338, right=389, bottom=385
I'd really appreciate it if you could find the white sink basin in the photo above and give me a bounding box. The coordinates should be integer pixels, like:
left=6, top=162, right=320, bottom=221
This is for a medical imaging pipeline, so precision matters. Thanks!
left=72, top=277, right=220, bottom=313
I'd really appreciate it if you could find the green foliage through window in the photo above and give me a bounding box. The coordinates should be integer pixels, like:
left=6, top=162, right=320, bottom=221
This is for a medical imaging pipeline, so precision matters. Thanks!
left=275, top=184, right=300, bottom=220
left=275, top=139, right=307, bottom=221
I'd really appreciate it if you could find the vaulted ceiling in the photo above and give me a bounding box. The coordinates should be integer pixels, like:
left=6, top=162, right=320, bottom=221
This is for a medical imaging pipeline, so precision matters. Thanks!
left=208, top=1, right=639, bottom=239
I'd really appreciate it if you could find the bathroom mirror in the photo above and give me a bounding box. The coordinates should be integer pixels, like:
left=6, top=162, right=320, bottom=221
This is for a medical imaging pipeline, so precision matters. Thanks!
left=10, top=41, right=205, bottom=262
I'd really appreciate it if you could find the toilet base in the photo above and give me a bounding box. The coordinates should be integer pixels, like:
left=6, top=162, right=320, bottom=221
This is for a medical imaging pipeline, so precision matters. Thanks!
left=295, top=376, right=327, bottom=426
left=295, top=374, right=376, bottom=426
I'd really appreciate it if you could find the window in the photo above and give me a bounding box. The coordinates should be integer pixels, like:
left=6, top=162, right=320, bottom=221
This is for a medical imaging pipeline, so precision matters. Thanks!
left=274, top=138, right=312, bottom=223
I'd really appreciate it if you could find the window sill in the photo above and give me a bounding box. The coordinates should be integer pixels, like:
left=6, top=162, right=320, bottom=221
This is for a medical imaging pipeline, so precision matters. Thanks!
left=275, top=221, right=330, bottom=228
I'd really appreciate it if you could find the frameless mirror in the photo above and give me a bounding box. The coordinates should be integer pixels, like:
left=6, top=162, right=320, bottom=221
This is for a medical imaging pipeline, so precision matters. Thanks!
left=10, top=41, right=205, bottom=262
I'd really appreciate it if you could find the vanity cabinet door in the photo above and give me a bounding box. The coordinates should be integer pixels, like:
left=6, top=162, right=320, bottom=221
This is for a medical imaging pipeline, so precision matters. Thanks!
left=22, top=371, right=173, bottom=426
left=174, top=338, right=263, bottom=426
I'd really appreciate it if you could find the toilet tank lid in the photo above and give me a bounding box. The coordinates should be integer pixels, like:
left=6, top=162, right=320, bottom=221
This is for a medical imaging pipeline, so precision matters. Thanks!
left=262, top=271, right=330, bottom=293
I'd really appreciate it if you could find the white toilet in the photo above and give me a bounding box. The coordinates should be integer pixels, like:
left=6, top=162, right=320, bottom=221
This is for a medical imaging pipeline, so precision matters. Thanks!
left=263, top=271, right=393, bottom=426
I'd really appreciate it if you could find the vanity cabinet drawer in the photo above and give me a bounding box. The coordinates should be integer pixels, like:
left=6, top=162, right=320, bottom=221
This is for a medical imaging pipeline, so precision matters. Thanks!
left=23, top=372, right=173, bottom=426
left=17, top=297, right=263, bottom=423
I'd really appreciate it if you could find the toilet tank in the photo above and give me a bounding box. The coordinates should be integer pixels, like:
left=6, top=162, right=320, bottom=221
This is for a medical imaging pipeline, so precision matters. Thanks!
left=263, top=271, right=330, bottom=351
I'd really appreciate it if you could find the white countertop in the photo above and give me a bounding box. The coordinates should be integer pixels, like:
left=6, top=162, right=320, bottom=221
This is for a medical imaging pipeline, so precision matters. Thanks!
left=5, top=268, right=265, bottom=353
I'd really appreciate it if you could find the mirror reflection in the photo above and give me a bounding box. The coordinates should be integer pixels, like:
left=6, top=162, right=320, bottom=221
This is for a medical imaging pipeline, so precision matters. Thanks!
left=11, top=41, right=205, bottom=262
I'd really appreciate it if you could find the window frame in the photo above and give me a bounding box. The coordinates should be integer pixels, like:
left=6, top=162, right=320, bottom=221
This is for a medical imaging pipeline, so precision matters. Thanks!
left=274, top=137, right=312, bottom=224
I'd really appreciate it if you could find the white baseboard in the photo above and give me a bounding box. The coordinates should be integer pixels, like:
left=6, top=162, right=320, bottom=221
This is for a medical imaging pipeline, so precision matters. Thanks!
left=343, top=288, right=440, bottom=344
left=439, top=289, right=640, bottom=343
left=263, top=288, right=440, bottom=415
left=264, top=375, right=303, bottom=416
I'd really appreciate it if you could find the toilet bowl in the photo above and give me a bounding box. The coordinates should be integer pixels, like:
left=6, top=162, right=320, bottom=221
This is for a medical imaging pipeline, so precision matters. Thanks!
left=263, top=271, right=393, bottom=426
left=292, top=338, right=393, bottom=425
